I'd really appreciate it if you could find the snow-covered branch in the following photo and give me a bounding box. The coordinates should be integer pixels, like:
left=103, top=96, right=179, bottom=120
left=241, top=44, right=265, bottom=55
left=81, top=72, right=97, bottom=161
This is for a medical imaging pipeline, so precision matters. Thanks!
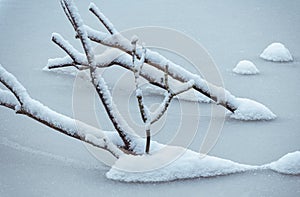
left=47, top=0, right=276, bottom=155
left=89, top=3, right=117, bottom=35
left=131, top=38, right=152, bottom=153
left=52, top=0, right=139, bottom=150
left=131, top=41, right=195, bottom=153
left=51, top=33, right=88, bottom=66
left=0, top=64, right=123, bottom=158
left=81, top=4, right=241, bottom=112
left=61, top=0, right=95, bottom=66
left=0, top=89, right=18, bottom=110
left=132, top=37, right=149, bottom=123
left=150, top=67, right=194, bottom=125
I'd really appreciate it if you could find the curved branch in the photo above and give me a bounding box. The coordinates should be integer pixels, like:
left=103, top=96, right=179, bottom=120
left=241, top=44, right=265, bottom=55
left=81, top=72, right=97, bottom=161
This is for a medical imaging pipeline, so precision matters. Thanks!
left=0, top=89, right=19, bottom=110
left=84, top=22, right=238, bottom=112
left=0, top=64, right=123, bottom=159
left=57, top=0, right=136, bottom=150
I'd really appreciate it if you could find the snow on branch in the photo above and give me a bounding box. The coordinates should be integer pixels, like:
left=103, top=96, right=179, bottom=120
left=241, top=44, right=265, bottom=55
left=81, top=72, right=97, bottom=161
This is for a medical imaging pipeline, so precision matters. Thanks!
left=149, top=66, right=194, bottom=124
left=172, top=79, right=195, bottom=95
left=0, top=65, right=30, bottom=106
left=82, top=17, right=238, bottom=112
left=89, top=3, right=117, bottom=35
left=131, top=41, right=196, bottom=152
left=0, top=89, right=19, bottom=110
left=87, top=24, right=274, bottom=118
left=51, top=0, right=139, bottom=150
left=47, top=56, right=89, bottom=70
left=75, top=4, right=275, bottom=119
left=0, top=64, right=123, bottom=158
left=48, top=0, right=276, bottom=121
left=92, top=72, right=138, bottom=150
left=51, top=33, right=88, bottom=66
left=61, top=0, right=95, bottom=66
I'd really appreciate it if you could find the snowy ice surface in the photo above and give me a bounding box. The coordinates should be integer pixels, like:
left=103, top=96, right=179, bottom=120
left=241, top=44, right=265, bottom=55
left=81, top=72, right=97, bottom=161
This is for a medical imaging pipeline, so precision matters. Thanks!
left=230, top=98, right=276, bottom=120
left=268, top=151, right=300, bottom=175
left=260, top=43, right=293, bottom=62
left=106, top=145, right=257, bottom=182
left=1, top=0, right=300, bottom=195
left=233, top=60, right=259, bottom=75
left=0, top=136, right=101, bottom=170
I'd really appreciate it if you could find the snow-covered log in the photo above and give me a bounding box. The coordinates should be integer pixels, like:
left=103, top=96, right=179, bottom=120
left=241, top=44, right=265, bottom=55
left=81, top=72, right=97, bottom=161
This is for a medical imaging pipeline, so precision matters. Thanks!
left=0, top=64, right=123, bottom=158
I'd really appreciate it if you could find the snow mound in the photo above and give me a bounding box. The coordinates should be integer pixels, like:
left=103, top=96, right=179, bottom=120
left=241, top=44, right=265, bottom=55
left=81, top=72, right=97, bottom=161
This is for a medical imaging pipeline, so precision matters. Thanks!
left=233, top=60, right=259, bottom=75
left=230, top=98, right=276, bottom=120
left=106, top=146, right=256, bottom=182
left=260, top=43, right=293, bottom=62
left=268, top=151, right=300, bottom=175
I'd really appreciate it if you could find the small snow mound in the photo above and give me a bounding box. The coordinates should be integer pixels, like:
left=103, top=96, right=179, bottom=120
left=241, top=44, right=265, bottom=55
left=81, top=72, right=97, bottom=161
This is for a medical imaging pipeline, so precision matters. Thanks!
left=106, top=146, right=255, bottom=182
left=268, top=151, right=300, bottom=175
left=233, top=60, right=259, bottom=75
left=260, top=43, right=293, bottom=62
left=230, top=98, right=276, bottom=121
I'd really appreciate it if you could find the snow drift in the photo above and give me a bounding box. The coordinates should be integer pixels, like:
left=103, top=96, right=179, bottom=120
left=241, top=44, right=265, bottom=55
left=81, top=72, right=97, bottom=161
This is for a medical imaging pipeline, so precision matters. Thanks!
left=233, top=60, right=259, bottom=75
left=106, top=144, right=300, bottom=182
left=260, top=43, right=293, bottom=62
left=230, top=98, right=276, bottom=121
left=267, top=151, right=300, bottom=175
left=106, top=146, right=257, bottom=182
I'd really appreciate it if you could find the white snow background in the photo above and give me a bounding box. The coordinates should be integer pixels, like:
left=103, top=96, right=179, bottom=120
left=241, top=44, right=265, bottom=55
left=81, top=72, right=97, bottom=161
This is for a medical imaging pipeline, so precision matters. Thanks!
left=1, top=0, right=300, bottom=196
